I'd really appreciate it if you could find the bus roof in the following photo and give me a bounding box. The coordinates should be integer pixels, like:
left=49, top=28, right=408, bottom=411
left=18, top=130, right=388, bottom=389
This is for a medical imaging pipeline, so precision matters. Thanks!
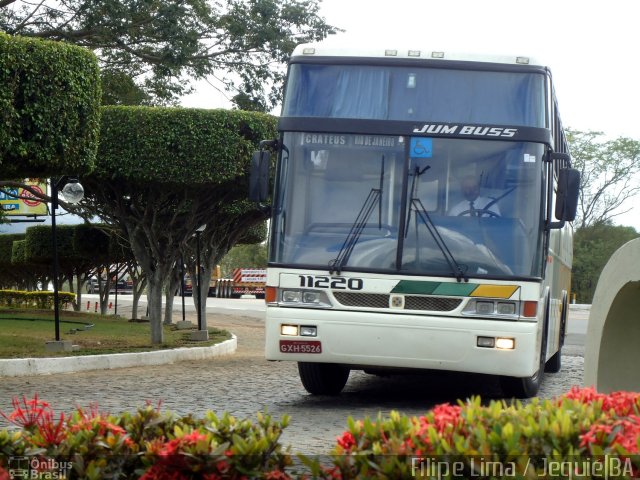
left=291, top=43, right=545, bottom=67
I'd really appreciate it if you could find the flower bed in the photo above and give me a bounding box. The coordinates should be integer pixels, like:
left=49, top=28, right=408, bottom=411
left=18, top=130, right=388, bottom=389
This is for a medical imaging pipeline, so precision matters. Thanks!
left=0, top=388, right=638, bottom=479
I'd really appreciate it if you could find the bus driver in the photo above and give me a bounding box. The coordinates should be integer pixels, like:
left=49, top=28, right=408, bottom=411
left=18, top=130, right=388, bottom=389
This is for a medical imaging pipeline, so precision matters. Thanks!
left=448, top=175, right=501, bottom=217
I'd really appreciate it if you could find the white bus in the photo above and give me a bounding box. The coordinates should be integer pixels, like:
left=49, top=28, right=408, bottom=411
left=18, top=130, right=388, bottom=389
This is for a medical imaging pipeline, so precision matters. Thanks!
left=250, top=45, right=580, bottom=398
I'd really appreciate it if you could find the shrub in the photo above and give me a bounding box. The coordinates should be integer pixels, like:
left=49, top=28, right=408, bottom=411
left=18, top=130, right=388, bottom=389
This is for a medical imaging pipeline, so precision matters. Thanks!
left=0, top=32, right=100, bottom=179
left=0, top=389, right=638, bottom=479
left=96, top=107, right=277, bottom=185
left=0, top=290, right=75, bottom=309
left=310, top=387, right=640, bottom=479
left=0, top=395, right=292, bottom=480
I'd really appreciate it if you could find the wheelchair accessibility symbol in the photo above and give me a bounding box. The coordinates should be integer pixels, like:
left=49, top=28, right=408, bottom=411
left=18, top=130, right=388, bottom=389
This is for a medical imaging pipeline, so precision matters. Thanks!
left=410, top=137, right=433, bottom=158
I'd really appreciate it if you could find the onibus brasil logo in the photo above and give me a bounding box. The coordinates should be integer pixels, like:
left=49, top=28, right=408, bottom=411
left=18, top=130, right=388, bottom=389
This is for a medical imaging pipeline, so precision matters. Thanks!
left=7, top=456, right=72, bottom=479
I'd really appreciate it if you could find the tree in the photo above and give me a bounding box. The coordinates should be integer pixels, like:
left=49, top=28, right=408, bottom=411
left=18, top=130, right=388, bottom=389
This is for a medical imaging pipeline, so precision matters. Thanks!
left=0, top=233, right=24, bottom=288
left=0, top=31, right=100, bottom=229
left=1, top=0, right=339, bottom=106
left=9, top=238, right=49, bottom=290
left=101, top=70, right=152, bottom=106
left=567, top=130, right=640, bottom=228
left=73, top=223, right=137, bottom=314
left=0, top=32, right=100, bottom=181
left=571, top=222, right=639, bottom=303
left=76, top=106, right=277, bottom=344
left=219, top=243, right=267, bottom=277
left=182, top=216, right=268, bottom=325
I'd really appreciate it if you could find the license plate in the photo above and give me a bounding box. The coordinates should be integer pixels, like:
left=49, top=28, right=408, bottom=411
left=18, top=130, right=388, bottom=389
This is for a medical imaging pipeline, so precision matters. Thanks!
left=279, top=340, right=322, bottom=354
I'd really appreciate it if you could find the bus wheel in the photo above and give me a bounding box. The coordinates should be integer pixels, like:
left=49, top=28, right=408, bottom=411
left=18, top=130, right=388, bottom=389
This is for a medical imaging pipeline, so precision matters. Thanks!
left=298, top=362, right=350, bottom=395
left=499, top=367, right=543, bottom=399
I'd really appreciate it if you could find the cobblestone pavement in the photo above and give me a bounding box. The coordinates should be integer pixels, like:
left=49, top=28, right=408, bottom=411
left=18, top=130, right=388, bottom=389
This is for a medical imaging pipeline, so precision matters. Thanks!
left=0, top=311, right=584, bottom=454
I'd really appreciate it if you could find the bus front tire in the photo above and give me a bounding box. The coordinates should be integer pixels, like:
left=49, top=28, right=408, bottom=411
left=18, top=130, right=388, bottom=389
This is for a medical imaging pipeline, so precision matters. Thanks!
left=500, top=333, right=547, bottom=398
left=298, top=362, right=350, bottom=395
left=499, top=369, right=543, bottom=399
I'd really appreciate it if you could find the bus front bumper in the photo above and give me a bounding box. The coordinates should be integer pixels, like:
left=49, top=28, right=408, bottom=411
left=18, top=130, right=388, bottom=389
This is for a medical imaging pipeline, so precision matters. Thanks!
left=265, top=307, right=542, bottom=378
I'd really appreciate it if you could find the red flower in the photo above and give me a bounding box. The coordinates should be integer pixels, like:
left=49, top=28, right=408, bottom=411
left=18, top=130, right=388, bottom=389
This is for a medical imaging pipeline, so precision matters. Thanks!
left=321, top=466, right=343, bottom=480
left=265, top=469, right=291, bottom=480
left=36, top=411, right=67, bottom=447
left=216, top=460, right=230, bottom=474
left=164, top=431, right=207, bottom=454
left=336, top=431, right=356, bottom=450
left=431, top=403, right=462, bottom=433
left=0, top=466, right=10, bottom=480
left=580, top=415, right=640, bottom=453
left=140, top=464, right=188, bottom=480
left=563, top=386, right=603, bottom=404
left=0, top=394, right=52, bottom=430
left=203, top=474, right=223, bottom=480
left=602, top=391, right=640, bottom=417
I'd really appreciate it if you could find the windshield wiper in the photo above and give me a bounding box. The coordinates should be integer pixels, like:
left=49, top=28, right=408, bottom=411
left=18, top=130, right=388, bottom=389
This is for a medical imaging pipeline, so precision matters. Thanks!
left=409, top=198, right=468, bottom=282
left=405, top=165, right=468, bottom=282
left=329, top=156, right=385, bottom=274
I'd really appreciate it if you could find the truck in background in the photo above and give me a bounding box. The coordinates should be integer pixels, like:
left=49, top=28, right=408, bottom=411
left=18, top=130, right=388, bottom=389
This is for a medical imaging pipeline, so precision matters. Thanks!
left=185, top=266, right=266, bottom=299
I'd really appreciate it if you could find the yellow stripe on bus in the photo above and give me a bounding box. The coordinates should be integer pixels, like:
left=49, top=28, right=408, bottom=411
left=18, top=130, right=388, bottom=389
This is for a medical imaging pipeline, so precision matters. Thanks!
left=470, top=285, right=519, bottom=299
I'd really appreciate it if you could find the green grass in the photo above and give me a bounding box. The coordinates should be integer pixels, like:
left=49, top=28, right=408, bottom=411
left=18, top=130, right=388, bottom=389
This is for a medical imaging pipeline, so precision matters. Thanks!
left=0, top=308, right=231, bottom=358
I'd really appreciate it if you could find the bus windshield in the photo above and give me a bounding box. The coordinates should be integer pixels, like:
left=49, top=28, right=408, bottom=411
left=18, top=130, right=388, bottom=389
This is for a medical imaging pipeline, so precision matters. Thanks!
left=270, top=132, right=545, bottom=278
left=283, top=64, right=546, bottom=127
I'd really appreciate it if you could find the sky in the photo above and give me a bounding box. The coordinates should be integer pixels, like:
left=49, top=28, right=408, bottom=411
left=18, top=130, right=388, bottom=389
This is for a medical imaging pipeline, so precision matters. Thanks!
left=182, top=0, right=640, bottom=230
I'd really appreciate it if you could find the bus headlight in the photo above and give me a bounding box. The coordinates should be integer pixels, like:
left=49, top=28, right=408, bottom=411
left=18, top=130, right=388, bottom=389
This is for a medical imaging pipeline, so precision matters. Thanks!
left=279, top=289, right=332, bottom=308
left=497, top=302, right=516, bottom=315
left=496, top=337, right=516, bottom=350
left=282, top=290, right=301, bottom=303
left=281, top=324, right=299, bottom=336
left=476, top=301, right=494, bottom=315
left=463, top=299, right=521, bottom=319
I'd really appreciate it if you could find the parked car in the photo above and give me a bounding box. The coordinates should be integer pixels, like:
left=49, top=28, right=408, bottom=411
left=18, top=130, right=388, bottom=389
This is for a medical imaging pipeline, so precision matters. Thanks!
left=85, top=276, right=132, bottom=294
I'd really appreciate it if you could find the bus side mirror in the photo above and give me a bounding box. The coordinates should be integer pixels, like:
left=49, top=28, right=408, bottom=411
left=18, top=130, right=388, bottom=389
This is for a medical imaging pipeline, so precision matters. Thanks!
left=555, top=168, right=580, bottom=222
left=249, top=150, right=270, bottom=203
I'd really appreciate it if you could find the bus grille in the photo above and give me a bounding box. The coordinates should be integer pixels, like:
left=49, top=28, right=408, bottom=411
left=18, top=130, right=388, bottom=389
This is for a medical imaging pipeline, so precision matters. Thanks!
left=405, top=296, right=462, bottom=311
left=333, top=292, right=462, bottom=311
left=333, top=293, right=389, bottom=309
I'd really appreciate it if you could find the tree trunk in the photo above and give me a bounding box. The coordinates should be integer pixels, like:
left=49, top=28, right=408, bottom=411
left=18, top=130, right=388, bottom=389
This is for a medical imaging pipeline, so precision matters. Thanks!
left=131, top=277, right=146, bottom=321
left=163, top=281, right=178, bottom=325
left=163, top=264, right=182, bottom=325
left=73, top=275, right=83, bottom=311
left=147, top=271, right=165, bottom=344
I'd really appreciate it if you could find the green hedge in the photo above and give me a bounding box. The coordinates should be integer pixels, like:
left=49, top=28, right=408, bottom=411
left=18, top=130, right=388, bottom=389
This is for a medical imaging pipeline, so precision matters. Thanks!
left=10, top=239, right=26, bottom=264
left=0, top=32, right=100, bottom=179
left=72, top=223, right=131, bottom=264
left=0, top=234, right=24, bottom=269
left=24, top=224, right=78, bottom=264
left=0, top=290, right=75, bottom=308
left=0, top=235, right=24, bottom=287
left=0, top=388, right=638, bottom=479
left=96, top=107, right=277, bottom=185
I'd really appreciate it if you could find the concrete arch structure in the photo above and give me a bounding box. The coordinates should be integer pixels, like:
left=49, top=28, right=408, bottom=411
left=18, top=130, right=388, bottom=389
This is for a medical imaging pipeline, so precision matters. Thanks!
left=584, top=238, right=640, bottom=392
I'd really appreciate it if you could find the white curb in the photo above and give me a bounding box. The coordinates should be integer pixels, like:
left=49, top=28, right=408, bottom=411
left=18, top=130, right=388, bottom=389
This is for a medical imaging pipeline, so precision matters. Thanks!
left=0, top=335, right=237, bottom=377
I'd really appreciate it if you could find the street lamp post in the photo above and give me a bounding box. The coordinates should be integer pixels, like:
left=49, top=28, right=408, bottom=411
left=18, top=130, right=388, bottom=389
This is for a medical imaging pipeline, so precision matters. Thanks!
left=190, top=224, right=208, bottom=341
left=195, top=225, right=205, bottom=331
left=48, top=177, right=84, bottom=352
left=180, top=255, right=186, bottom=323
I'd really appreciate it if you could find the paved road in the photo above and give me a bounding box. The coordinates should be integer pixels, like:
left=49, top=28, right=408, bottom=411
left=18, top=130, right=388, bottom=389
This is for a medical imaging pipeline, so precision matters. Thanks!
left=0, top=303, right=586, bottom=454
